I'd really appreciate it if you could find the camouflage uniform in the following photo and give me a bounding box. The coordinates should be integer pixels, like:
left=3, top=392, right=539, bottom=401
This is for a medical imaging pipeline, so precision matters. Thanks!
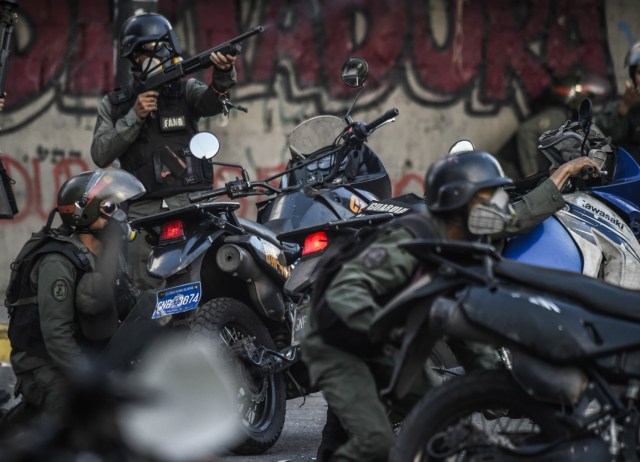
left=90, top=71, right=236, bottom=290
left=595, top=100, right=640, bottom=161
left=300, top=178, right=566, bottom=462
left=495, top=104, right=573, bottom=179
left=9, top=235, right=96, bottom=414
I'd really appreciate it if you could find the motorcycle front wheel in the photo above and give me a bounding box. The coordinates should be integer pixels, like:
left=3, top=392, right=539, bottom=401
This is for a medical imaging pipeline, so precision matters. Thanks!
left=389, top=369, right=572, bottom=462
left=190, top=297, right=286, bottom=455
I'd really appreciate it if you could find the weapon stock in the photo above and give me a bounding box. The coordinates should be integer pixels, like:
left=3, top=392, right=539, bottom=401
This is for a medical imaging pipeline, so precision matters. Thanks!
left=133, top=25, right=264, bottom=95
left=0, top=0, right=19, bottom=97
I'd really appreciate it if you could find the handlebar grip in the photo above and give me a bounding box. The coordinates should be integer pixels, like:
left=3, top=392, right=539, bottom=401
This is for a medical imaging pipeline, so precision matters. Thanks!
left=188, top=187, right=227, bottom=202
left=580, top=165, right=596, bottom=178
left=365, top=108, right=400, bottom=133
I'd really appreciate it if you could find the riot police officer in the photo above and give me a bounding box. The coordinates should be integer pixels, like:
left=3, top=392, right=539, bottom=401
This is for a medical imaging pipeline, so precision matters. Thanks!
left=301, top=151, right=601, bottom=462
left=5, top=168, right=144, bottom=416
left=596, top=41, right=640, bottom=161
left=90, top=12, right=237, bottom=289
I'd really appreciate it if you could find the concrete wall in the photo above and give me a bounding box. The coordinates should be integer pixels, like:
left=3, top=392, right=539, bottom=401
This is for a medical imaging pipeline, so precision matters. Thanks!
left=0, top=0, right=638, bottom=296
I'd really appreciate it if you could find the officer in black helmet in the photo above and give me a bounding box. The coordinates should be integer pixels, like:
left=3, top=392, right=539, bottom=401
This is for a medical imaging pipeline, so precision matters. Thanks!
left=90, top=12, right=237, bottom=289
left=301, top=150, right=600, bottom=462
left=4, top=168, right=144, bottom=416
left=596, top=41, right=640, bottom=161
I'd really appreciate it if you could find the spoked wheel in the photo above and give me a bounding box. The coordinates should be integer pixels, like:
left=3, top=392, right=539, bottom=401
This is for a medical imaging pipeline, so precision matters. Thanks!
left=390, top=369, right=572, bottom=462
left=191, top=297, right=286, bottom=455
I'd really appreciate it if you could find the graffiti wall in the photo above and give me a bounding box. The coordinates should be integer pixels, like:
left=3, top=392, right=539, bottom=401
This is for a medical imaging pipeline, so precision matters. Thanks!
left=0, top=0, right=638, bottom=293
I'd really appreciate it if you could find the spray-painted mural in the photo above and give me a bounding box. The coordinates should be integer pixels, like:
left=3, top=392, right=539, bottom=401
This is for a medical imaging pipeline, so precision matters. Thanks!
left=0, top=0, right=638, bottom=291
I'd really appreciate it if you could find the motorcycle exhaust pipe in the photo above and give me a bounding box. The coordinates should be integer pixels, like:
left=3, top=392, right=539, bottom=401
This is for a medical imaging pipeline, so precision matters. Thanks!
left=216, top=244, right=285, bottom=320
left=217, top=243, right=261, bottom=279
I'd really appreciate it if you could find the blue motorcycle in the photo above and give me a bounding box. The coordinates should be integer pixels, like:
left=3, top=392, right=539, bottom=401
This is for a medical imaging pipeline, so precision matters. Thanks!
left=504, top=100, right=640, bottom=288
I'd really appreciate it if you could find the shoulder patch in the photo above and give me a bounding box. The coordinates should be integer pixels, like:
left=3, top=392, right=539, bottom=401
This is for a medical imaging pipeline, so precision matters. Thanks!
left=362, top=247, right=389, bottom=269
left=51, top=278, right=70, bottom=302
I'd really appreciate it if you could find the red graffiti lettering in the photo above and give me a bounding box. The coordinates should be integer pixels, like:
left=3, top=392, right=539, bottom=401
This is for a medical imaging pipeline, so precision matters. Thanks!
left=484, top=0, right=551, bottom=100
left=8, top=1, right=70, bottom=108
left=323, top=0, right=406, bottom=97
left=411, top=0, right=483, bottom=94
left=67, top=2, right=113, bottom=94
left=0, top=156, right=88, bottom=224
left=546, top=0, right=609, bottom=77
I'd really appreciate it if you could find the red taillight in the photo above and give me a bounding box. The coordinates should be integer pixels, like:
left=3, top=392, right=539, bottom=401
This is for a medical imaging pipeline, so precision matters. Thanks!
left=159, top=219, right=185, bottom=241
left=302, top=231, right=329, bottom=257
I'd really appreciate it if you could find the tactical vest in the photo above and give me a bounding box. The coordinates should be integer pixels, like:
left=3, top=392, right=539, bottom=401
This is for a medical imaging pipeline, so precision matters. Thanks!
left=108, top=80, right=214, bottom=199
left=6, top=233, right=92, bottom=359
left=310, top=213, right=439, bottom=356
left=5, top=231, right=138, bottom=359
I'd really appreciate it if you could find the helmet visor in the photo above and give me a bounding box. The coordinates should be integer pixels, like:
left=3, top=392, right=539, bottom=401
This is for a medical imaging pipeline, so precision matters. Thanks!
left=85, top=168, right=146, bottom=205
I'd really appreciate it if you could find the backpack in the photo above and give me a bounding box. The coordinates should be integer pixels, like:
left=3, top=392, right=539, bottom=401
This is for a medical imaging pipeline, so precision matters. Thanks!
left=310, top=213, right=438, bottom=355
left=5, top=226, right=92, bottom=308
left=538, top=119, right=613, bottom=170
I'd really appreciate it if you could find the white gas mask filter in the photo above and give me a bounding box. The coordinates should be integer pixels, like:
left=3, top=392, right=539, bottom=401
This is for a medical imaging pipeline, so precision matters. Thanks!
left=467, top=188, right=516, bottom=236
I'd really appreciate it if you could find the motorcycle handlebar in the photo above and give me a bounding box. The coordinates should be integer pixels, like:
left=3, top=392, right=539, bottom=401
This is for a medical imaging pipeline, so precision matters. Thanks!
left=188, top=187, right=227, bottom=202
left=365, top=108, right=399, bottom=133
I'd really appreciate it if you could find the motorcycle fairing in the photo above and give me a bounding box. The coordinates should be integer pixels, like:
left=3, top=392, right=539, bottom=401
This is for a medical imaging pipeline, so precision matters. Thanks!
left=148, top=226, right=225, bottom=279
left=503, top=192, right=640, bottom=289
left=556, top=194, right=640, bottom=288
left=591, top=146, right=640, bottom=214
left=256, top=186, right=379, bottom=235
left=502, top=217, right=582, bottom=272
left=560, top=193, right=640, bottom=254
left=459, top=284, right=640, bottom=362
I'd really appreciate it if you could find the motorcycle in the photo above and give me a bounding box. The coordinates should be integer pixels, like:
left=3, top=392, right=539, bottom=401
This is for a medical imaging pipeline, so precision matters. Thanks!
left=501, top=98, right=640, bottom=288
left=369, top=237, right=640, bottom=461
left=127, top=57, right=405, bottom=454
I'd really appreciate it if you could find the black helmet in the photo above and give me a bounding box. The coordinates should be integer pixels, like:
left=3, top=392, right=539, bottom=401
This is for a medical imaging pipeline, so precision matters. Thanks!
left=119, top=13, right=181, bottom=60
left=550, top=72, right=611, bottom=109
left=625, top=41, right=640, bottom=85
left=57, top=168, right=145, bottom=228
left=425, top=151, right=512, bottom=213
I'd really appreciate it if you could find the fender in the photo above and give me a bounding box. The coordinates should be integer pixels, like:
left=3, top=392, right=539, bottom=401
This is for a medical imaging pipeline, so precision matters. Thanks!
left=148, top=228, right=225, bottom=280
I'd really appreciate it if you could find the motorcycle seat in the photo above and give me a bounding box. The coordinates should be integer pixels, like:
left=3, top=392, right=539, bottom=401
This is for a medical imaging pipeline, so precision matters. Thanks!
left=495, top=260, right=640, bottom=323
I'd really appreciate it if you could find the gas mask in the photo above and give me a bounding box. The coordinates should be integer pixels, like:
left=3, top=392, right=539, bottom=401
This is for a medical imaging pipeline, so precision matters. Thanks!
left=134, top=41, right=175, bottom=80
left=98, top=203, right=136, bottom=243
left=467, top=188, right=516, bottom=237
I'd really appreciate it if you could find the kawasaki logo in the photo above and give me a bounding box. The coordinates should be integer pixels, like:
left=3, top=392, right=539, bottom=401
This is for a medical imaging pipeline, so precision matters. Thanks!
left=579, top=201, right=624, bottom=231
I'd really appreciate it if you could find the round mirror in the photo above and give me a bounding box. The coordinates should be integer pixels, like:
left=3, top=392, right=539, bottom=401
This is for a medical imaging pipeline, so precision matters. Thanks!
left=448, top=139, right=475, bottom=155
left=578, top=98, right=593, bottom=129
left=189, top=132, right=220, bottom=159
left=341, top=57, right=369, bottom=88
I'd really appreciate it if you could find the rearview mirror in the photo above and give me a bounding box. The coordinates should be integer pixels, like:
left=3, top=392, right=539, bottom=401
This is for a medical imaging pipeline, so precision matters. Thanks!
left=448, top=139, right=475, bottom=155
left=341, top=57, right=369, bottom=88
left=578, top=98, right=593, bottom=134
left=189, top=132, right=220, bottom=160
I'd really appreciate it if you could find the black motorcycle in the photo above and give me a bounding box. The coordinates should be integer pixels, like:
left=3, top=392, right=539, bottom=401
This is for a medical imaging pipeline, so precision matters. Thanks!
left=365, top=238, right=640, bottom=461
left=127, top=57, right=407, bottom=454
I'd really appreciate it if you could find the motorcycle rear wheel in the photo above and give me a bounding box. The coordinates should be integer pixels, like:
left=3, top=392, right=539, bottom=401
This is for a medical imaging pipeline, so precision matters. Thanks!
left=191, top=297, right=286, bottom=455
left=389, top=369, right=571, bottom=462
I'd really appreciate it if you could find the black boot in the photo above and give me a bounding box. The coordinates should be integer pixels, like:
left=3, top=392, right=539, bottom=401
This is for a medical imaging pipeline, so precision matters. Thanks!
left=316, top=406, right=348, bottom=462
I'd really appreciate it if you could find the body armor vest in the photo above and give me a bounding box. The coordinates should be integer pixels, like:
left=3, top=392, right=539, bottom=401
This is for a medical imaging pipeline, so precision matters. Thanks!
left=6, top=230, right=137, bottom=359
left=108, top=80, right=214, bottom=199
left=6, top=234, right=92, bottom=359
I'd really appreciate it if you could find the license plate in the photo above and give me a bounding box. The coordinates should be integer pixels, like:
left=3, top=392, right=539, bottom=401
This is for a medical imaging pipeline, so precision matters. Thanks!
left=291, top=303, right=311, bottom=346
left=152, top=282, right=202, bottom=319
